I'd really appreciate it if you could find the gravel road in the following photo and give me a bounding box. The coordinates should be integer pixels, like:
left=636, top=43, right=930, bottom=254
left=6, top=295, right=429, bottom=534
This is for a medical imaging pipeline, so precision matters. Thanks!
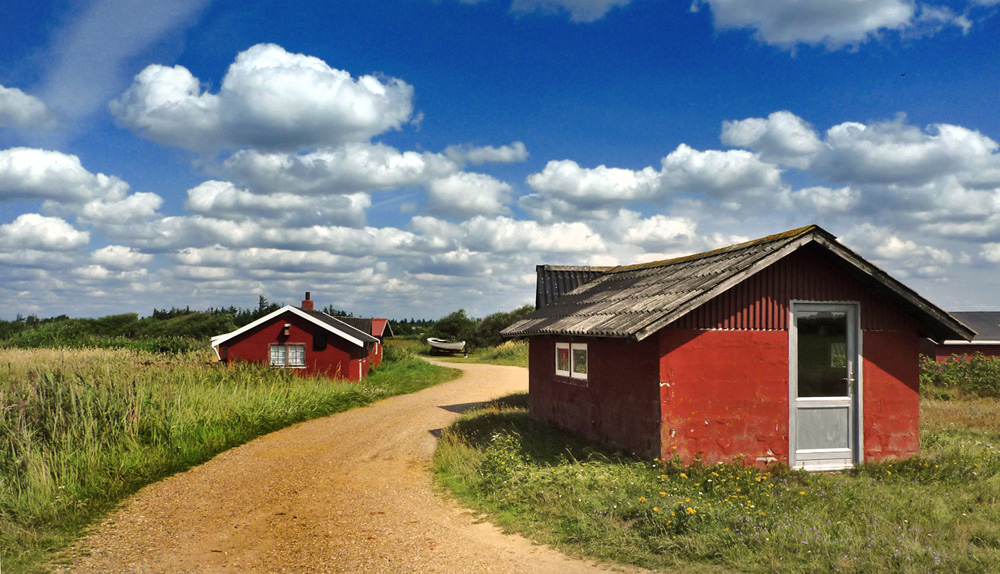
left=53, top=361, right=646, bottom=573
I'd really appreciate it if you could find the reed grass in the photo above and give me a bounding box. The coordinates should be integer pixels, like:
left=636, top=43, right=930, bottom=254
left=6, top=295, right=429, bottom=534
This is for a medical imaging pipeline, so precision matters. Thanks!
left=1, top=345, right=456, bottom=573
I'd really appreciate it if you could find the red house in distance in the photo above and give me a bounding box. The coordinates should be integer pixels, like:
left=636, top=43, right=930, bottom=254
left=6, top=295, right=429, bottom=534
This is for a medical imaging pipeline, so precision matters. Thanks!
left=503, top=225, right=974, bottom=471
left=211, top=293, right=379, bottom=381
left=919, top=311, right=1000, bottom=361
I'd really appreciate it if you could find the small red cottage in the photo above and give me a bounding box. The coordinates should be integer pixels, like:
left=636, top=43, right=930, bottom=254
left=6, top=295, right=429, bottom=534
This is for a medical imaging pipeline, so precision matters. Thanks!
left=919, top=312, right=1000, bottom=361
left=211, top=293, right=379, bottom=381
left=502, top=225, right=974, bottom=470
left=338, top=317, right=392, bottom=368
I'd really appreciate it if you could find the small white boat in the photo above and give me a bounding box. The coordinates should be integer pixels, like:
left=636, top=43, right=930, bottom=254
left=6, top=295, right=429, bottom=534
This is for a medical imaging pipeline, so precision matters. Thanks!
left=426, top=337, right=466, bottom=353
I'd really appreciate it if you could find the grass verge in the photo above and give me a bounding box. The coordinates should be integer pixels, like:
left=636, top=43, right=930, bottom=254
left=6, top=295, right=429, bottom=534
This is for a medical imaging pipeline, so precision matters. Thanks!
left=435, top=395, right=1000, bottom=573
left=424, top=339, right=529, bottom=367
left=1, top=345, right=458, bottom=573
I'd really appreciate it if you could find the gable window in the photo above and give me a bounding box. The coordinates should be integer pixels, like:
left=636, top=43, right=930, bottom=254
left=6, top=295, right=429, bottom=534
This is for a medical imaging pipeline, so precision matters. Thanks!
left=270, top=343, right=306, bottom=367
left=555, top=342, right=588, bottom=381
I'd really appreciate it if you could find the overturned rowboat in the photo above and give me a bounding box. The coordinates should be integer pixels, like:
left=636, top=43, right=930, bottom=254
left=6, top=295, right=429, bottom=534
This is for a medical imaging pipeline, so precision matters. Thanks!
left=426, top=337, right=466, bottom=353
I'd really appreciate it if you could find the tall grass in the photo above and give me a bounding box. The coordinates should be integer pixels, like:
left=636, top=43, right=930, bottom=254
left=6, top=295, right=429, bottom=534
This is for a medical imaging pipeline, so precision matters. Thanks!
left=436, top=395, right=1000, bottom=573
left=1, top=345, right=457, bottom=573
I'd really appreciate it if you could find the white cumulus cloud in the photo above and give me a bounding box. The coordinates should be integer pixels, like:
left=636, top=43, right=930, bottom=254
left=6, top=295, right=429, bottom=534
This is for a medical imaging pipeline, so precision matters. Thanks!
left=694, top=0, right=967, bottom=49
left=721, top=111, right=823, bottom=169
left=225, top=142, right=456, bottom=195
left=110, top=43, right=415, bottom=152
left=426, top=172, right=513, bottom=219
left=185, top=180, right=370, bottom=227
left=0, top=148, right=129, bottom=204
left=444, top=141, right=529, bottom=165
left=91, top=245, right=153, bottom=270
left=0, top=214, right=89, bottom=251
left=0, top=85, right=59, bottom=129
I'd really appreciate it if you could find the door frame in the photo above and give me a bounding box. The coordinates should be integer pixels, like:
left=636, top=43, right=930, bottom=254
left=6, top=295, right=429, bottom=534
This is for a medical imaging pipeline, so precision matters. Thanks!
left=788, top=301, right=863, bottom=470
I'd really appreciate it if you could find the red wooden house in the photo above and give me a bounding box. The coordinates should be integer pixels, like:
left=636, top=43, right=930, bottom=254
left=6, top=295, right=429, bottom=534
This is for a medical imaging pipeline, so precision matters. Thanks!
left=211, top=293, right=379, bottom=381
left=502, top=225, right=974, bottom=470
left=338, top=317, right=392, bottom=368
left=919, top=312, right=1000, bottom=361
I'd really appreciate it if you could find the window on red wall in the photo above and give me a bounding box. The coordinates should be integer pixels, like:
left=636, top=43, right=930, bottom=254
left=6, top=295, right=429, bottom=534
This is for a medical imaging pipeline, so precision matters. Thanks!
left=270, top=343, right=306, bottom=367
left=555, top=342, right=588, bottom=381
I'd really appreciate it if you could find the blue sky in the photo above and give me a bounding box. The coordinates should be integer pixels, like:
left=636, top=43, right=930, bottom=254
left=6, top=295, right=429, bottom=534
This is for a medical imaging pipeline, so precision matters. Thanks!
left=2, top=0, right=1000, bottom=321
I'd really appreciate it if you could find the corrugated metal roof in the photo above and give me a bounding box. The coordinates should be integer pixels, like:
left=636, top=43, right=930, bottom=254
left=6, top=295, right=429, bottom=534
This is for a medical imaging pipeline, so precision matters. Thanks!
left=535, top=265, right=612, bottom=309
left=501, top=225, right=975, bottom=343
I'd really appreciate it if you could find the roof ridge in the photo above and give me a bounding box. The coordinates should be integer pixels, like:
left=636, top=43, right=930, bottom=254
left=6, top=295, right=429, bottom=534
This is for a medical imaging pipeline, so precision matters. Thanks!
left=607, top=224, right=819, bottom=274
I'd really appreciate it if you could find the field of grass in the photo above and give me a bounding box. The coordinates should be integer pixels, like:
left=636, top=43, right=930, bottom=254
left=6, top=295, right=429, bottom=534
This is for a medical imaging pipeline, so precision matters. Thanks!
left=425, top=339, right=529, bottom=367
left=435, top=394, right=1000, bottom=573
left=1, top=345, right=458, bottom=573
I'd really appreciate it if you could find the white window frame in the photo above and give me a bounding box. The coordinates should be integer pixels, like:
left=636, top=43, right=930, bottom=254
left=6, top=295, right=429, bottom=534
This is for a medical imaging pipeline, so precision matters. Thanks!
left=555, top=342, right=571, bottom=377
left=555, top=341, right=588, bottom=381
left=270, top=343, right=306, bottom=368
left=570, top=343, right=588, bottom=381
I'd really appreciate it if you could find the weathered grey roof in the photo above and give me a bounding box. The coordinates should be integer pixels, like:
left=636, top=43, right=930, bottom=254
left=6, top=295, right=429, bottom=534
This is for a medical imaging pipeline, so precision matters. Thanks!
left=944, top=312, right=1000, bottom=343
left=501, top=225, right=975, bottom=343
left=535, top=265, right=612, bottom=309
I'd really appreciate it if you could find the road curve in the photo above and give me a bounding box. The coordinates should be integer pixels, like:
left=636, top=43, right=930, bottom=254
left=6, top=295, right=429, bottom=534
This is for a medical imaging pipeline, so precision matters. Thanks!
left=54, top=360, right=644, bottom=573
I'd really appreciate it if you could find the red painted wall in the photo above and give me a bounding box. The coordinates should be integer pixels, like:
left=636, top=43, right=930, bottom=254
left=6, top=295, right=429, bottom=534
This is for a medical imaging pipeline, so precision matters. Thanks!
left=220, top=311, right=368, bottom=381
left=658, top=329, right=789, bottom=466
left=529, top=335, right=661, bottom=457
left=862, top=331, right=920, bottom=459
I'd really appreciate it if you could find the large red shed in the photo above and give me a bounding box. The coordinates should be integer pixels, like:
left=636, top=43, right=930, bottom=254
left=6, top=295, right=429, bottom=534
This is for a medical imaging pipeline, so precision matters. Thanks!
left=502, top=225, right=974, bottom=471
left=211, top=293, right=378, bottom=381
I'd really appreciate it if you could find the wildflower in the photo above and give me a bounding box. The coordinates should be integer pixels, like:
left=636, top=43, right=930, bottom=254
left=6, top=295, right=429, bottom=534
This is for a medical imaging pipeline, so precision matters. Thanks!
left=638, top=496, right=646, bottom=503
left=680, top=473, right=687, bottom=478
left=800, top=491, right=806, bottom=495
left=653, top=507, right=661, bottom=513
left=686, top=507, right=697, bottom=515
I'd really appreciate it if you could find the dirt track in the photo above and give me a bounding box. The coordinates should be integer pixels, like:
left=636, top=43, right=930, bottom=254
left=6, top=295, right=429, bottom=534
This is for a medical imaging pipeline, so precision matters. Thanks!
left=54, top=361, right=644, bottom=573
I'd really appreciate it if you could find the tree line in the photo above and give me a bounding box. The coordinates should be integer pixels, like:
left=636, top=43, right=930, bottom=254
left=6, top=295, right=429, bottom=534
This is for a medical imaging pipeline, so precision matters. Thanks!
left=0, top=296, right=533, bottom=352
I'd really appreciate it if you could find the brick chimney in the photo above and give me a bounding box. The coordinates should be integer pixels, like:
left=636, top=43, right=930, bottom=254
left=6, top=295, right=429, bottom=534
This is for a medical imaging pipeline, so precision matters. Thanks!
left=301, top=291, right=314, bottom=311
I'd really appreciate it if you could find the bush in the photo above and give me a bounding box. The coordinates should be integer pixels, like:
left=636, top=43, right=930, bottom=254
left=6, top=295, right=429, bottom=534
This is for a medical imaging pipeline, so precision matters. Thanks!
left=919, top=353, right=1000, bottom=398
left=429, top=309, right=478, bottom=346
left=473, top=305, right=534, bottom=348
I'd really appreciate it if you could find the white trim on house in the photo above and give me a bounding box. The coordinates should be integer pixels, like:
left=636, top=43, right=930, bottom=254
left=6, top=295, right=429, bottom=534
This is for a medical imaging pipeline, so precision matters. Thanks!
left=939, top=340, right=1000, bottom=346
left=211, top=305, right=369, bottom=357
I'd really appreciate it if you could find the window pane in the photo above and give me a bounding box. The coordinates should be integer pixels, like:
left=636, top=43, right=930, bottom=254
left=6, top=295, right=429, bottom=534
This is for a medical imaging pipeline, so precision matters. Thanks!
left=572, top=347, right=588, bottom=376
left=797, top=311, right=848, bottom=397
left=271, top=345, right=286, bottom=366
left=289, top=344, right=305, bottom=366
left=557, top=346, right=570, bottom=373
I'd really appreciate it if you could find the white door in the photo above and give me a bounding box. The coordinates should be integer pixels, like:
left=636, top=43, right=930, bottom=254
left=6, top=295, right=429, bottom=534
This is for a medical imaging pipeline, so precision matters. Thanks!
left=789, top=303, right=861, bottom=470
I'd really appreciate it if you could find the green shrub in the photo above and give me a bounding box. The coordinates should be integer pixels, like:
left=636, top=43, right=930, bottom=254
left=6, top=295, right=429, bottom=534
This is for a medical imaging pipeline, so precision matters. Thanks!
left=920, top=353, right=1000, bottom=398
